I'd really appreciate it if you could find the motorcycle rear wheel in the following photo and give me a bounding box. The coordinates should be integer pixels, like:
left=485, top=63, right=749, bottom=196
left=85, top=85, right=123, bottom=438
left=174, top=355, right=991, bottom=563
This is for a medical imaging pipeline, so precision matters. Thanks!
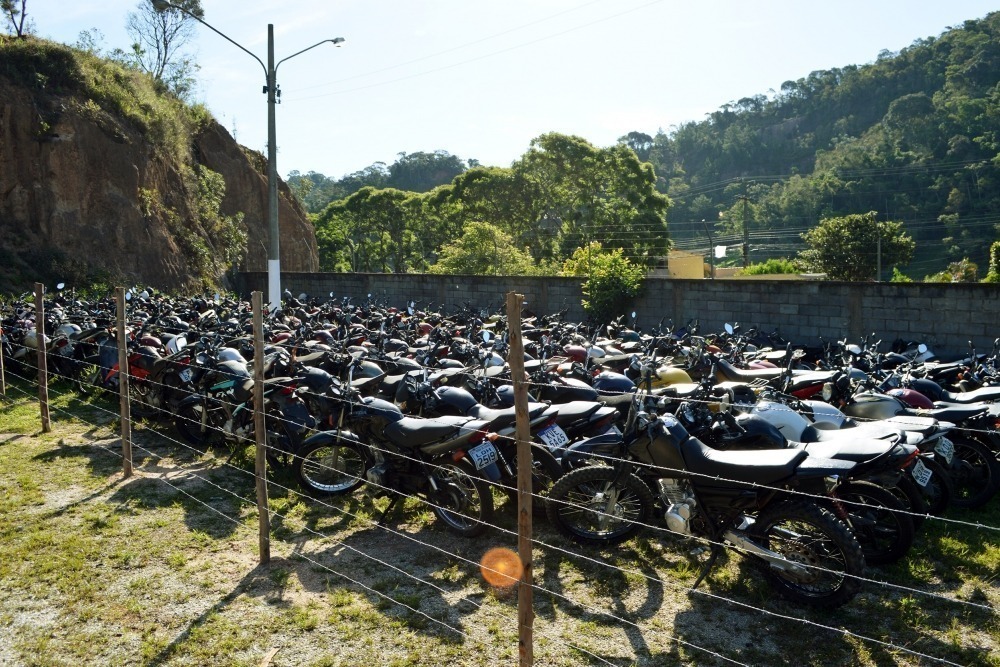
left=501, top=443, right=564, bottom=513
left=946, top=436, right=1000, bottom=509
left=834, top=481, right=915, bottom=566
left=431, top=459, right=495, bottom=537
left=545, top=465, right=653, bottom=546
left=748, top=500, right=865, bottom=608
left=294, top=437, right=367, bottom=497
left=173, top=403, right=221, bottom=448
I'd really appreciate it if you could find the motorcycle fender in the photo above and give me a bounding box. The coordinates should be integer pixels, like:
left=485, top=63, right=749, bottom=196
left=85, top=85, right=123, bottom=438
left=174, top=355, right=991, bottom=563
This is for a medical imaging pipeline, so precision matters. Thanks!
left=300, top=429, right=362, bottom=451
left=472, top=459, right=502, bottom=482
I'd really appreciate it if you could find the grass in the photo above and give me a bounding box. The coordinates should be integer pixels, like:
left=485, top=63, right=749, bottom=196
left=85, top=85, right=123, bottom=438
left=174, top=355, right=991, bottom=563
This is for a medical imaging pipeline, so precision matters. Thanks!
left=0, top=375, right=998, bottom=666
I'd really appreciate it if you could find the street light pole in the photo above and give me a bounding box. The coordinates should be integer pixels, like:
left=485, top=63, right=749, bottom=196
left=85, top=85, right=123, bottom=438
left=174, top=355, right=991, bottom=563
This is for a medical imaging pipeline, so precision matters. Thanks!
left=152, top=1, right=343, bottom=309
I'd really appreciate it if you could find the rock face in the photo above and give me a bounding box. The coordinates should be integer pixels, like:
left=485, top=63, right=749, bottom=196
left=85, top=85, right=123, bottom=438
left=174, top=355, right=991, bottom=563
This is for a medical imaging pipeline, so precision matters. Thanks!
left=0, top=50, right=317, bottom=292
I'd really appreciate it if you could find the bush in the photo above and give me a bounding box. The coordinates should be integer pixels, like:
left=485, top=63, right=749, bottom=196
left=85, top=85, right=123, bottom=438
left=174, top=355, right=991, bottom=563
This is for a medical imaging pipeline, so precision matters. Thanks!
left=737, top=258, right=800, bottom=276
left=579, top=248, right=645, bottom=324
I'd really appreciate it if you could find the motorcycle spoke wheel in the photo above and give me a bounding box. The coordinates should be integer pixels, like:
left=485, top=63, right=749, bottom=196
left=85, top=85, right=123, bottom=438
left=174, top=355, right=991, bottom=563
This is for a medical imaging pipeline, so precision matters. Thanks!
left=947, top=437, right=1000, bottom=509
left=835, top=481, right=915, bottom=566
left=128, top=381, right=158, bottom=418
left=431, top=460, right=495, bottom=537
left=503, top=444, right=564, bottom=514
left=173, top=403, right=219, bottom=448
left=545, top=465, right=652, bottom=546
left=749, top=500, right=865, bottom=608
left=295, top=438, right=367, bottom=497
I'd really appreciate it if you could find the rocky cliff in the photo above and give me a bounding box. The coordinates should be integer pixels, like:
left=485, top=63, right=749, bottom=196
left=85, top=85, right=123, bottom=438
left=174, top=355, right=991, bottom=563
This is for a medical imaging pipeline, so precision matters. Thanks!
left=0, top=37, right=317, bottom=293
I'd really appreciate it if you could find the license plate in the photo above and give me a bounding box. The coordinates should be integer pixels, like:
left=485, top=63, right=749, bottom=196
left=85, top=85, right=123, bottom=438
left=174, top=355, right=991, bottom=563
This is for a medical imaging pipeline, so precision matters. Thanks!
left=911, top=458, right=933, bottom=487
left=179, top=368, right=193, bottom=383
left=537, top=424, right=570, bottom=449
left=467, top=442, right=499, bottom=470
left=934, top=438, right=954, bottom=465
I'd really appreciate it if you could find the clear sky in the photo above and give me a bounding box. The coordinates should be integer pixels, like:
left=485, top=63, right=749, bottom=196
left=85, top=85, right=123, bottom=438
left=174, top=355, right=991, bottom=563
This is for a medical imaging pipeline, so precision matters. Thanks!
left=24, top=1, right=999, bottom=180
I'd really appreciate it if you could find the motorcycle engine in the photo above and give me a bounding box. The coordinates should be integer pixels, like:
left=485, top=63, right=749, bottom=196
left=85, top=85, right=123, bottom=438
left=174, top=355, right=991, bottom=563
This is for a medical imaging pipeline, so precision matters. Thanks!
left=659, top=478, right=696, bottom=535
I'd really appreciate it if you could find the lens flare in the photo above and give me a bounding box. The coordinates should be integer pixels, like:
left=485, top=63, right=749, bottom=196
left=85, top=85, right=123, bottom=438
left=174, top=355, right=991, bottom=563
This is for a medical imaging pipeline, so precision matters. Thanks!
left=479, top=547, right=522, bottom=588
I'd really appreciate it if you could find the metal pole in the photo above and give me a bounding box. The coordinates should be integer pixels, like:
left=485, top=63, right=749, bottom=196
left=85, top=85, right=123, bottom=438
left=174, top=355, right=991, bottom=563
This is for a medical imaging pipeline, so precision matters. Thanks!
left=702, top=219, right=715, bottom=279
left=116, top=288, right=133, bottom=476
left=0, top=308, right=7, bottom=397
left=266, top=25, right=281, bottom=312
left=253, top=291, right=271, bottom=564
left=505, top=291, right=533, bottom=667
left=34, top=283, right=50, bottom=432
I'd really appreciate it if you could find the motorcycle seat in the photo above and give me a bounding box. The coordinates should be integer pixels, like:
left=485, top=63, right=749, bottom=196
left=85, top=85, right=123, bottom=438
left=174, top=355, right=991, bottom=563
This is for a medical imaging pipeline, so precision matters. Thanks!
left=383, top=414, right=480, bottom=448
left=680, top=437, right=808, bottom=485
left=937, top=386, right=1000, bottom=404
left=922, top=404, right=985, bottom=423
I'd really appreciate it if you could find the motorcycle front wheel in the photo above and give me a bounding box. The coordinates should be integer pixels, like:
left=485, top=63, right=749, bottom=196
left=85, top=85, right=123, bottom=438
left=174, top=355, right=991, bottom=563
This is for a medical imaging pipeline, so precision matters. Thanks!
left=431, top=459, right=495, bottom=537
left=294, top=437, right=368, bottom=497
left=545, top=465, right=653, bottom=546
left=748, top=500, right=865, bottom=608
left=173, top=402, right=221, bottom=448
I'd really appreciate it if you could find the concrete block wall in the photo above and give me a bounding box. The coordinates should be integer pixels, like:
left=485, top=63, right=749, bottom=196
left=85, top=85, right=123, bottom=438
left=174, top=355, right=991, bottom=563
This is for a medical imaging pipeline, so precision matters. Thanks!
left=237, top=272, right=1000, bottom=357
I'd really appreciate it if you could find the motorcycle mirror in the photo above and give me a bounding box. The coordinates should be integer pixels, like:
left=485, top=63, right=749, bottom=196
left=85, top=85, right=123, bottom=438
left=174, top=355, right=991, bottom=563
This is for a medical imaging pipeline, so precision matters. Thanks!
left=724, top=323, right=734, bottom=335
left=631, top=311, right=637, bottom=320
left=917, top=343, right=928, bottom=354
left=481, top=330, right=492, bottom=343
left=214, top=292, right=221, bottom=304
left=299, top=293, right=307, bottom=301
left=56, top=282, right=65, bottom=291
left=846, top=344, right=862, bottom=356
left=125, top=290, right=133, bottom=302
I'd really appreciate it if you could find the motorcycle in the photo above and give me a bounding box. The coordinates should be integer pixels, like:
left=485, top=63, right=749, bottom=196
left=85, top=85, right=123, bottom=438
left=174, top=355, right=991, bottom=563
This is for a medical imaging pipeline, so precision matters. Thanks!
left=545, top=393, right=866, bottom=608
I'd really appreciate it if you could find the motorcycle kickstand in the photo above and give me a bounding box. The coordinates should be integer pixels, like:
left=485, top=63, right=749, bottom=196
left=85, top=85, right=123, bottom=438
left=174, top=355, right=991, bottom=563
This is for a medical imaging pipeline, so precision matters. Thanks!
left=375, top=494, right=402, bottom=526
left=690, top=543, right=724, bottom=591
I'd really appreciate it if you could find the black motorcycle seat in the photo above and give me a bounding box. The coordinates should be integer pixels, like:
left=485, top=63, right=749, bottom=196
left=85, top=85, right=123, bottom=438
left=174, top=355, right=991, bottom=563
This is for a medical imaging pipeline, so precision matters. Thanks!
left=801, top=422, right=903, bottom=444
left=923, top=404, right=985, bottom=422
left=680, top=437, right=809, bottom=485
left=792, top=436, right=902, bottom=466
left=784, top=370, right=836, bottom=392
left=382, top=415, right=479, bottom=448
left=550, top=400, right=603, bottom=424
left=881, top=415, right=942, bottom=436
left=939, top=386, right=1000, bottom=404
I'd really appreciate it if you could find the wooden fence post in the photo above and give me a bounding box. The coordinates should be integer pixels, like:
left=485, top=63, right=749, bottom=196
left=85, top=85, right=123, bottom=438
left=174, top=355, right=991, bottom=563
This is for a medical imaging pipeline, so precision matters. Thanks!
left=506, top=291, right=533, bottom=667
left=35, top=283, right=51, bottom=432
left=116, top=288, right=133, bottom=477
left=253, top=291, right=271, bottom=565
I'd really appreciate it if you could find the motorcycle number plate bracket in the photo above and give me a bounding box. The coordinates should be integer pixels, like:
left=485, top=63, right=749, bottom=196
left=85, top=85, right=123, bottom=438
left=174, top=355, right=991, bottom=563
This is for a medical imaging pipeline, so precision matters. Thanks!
left=467, top=442, right=499, bottom=470
left=934, top=438, right=954, bottom=465
left=911, top=458, right=933, bottom=487
left=537, top=424, right=570, bottom=449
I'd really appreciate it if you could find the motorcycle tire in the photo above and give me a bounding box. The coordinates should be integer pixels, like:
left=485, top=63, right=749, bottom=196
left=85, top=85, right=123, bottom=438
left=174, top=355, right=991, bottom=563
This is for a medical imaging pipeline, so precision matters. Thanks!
left=833, top=481, right=915, bottom=566
left=294, top=436, right=368, bottom=497
left=501, top=443, right=564, bottom=514
left=173, top=402, right=221, bottom=448
left=887, top=475, right=929, bottom=530
left=946, top=436, right=1000, bottom=509
left=430, top=459, right=495, bottom=537
left=545, top=465, right=653, bottom=546
left=748, top=500, right=865, bottom=609
left=910, top=456, right=953, bottom=516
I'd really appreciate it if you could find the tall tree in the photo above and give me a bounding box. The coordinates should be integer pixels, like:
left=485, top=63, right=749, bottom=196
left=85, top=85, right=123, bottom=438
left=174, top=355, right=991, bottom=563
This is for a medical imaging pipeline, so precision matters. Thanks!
left=128, top=0, right=203, bottom=98
left=428, top=222, right=537, bottom=276
left=799, top=211, right=914, bottom=281
left=1, top=0, right=31, bottom=37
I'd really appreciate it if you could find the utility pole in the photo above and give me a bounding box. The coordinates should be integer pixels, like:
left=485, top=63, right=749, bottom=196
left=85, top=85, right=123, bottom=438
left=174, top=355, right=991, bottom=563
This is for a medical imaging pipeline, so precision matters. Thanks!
left=737, top=179, right=751, bottom=268
left=702, top=219, right=715, bottom=279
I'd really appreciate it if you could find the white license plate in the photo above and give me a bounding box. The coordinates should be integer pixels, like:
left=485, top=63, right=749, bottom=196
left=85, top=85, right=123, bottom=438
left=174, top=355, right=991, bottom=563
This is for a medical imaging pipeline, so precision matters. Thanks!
left=911, top=458, right=933, bottom=487
left=934, top=438, right=954, bottom=465
left=467, top=442, right=499, bottom=470
left=179, top=368, right=193, bottom=383
left=537, top=424, right=570, bottom=449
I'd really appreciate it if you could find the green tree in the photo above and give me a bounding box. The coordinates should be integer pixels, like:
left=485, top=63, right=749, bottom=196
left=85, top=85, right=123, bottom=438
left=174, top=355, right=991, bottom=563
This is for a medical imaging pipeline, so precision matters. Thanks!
left=1, top=0, right=31, bottom=37
left=983, top=241, right=1000, bottom=283
left=313, top=187, right=423, bottom=273
left=924, top=258, right=978, bottom=282
left=428, top=222, right=536, bottom=276
left=130, top=0, right=203, bottom=98
left=799, top=211, right=915, bottom=281
left=516, top=132, right=670, bottom=266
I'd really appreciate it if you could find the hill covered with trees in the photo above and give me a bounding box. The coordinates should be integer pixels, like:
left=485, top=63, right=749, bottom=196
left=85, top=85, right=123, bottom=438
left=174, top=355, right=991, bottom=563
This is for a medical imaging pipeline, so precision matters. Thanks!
left=306, top=12, right=1000, bottom=280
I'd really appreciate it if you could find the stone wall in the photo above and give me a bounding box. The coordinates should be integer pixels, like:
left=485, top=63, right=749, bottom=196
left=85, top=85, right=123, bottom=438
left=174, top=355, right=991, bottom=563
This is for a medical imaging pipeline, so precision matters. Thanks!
left=237, top=272, right=1000, bottom=357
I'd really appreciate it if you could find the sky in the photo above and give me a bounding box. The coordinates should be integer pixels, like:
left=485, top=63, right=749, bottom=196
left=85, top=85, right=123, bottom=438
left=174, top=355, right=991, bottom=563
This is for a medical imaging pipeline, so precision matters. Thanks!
left=23, top=0, right=1000, bottom=180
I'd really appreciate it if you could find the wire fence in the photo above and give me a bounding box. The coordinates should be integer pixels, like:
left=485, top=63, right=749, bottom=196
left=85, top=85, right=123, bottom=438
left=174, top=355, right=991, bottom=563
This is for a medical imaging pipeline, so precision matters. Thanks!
left=1, top=286, right=998, bottom=666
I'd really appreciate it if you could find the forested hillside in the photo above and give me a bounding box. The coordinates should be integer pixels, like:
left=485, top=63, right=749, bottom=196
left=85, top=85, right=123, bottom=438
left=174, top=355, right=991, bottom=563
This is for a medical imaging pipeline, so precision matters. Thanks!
left=649, top=11, right=1000, bottom=277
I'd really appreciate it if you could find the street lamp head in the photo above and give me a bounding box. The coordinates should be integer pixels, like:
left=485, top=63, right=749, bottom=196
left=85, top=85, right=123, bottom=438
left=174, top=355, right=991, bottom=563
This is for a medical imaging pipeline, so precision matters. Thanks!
left=331, top=37, right=345, bottom=46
